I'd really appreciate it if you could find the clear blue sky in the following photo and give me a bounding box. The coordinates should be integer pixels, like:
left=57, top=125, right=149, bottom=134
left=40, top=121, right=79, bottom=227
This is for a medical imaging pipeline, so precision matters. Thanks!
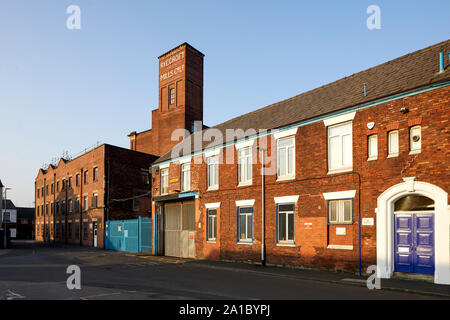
left=0, top=0, right=448, bottom=207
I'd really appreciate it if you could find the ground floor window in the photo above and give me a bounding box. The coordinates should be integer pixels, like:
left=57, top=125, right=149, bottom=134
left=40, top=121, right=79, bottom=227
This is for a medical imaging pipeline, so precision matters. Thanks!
left=327, top=199, right=353, bottom=224
left=237, top=207, right=253, bottom=243
left=207, top=209, right=217, bottom=241
left=277, top=204, right=295, bottom=243
left=75, top=223, right=79, bottom=240
left=83, top=222, right=88, bottom=240
left=68, top=223, right=72, bottom=239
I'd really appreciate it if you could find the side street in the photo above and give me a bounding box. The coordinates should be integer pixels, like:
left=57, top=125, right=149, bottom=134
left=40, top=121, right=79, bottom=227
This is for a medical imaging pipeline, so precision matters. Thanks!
left=0, top=241, right=448, bottom=300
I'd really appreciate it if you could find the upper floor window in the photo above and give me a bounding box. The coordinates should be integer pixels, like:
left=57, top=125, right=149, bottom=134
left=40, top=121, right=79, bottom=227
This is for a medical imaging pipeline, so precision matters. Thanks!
left=141, top=169, right=149, bottom=187
left=207, top=156, right=219, bottom=190
left=62, top=179, right=66, bottom=191
left=277, top=136, right=295, bottom=179
left=75, top=196, right=80, bottom=213
left=84, top=170, right=89, bottom=184
left=367, top=134, right=378, bottom=160
left=169, top=88, right=175, bottom=105
left=37, top=189, right=40, bottom=198
left=277, top=204, right=295, bottom=244
left=92, top=193, right=98, bottom=208
left=93, top=167, right=99, bottom=181
left=56, top=181, right=60, bottom=192
left=83, top=196, right=88, bottom=211
left=328, top=199, right=352, bottom=225
left=68, top=199, right=73, bottom=213
left=238, top=147, right=252, bottom=185
left=76, top=174, right=80, bottom=187
left=161, top=168, right=169, bottom=195
left=410, top=125, right=421, bottom=153
left=62, top=201, right=66, bottom=214
left=68, top=177, right=72, bottom=189
left=181, top=163, right=191, bottom=192
left=388, top=130, right=399, bottom=157
left=237, top=207, right=253, bottom=243
left=51, top=184, right=54, bottom=194
left=328, top=122, right=352, bottom=172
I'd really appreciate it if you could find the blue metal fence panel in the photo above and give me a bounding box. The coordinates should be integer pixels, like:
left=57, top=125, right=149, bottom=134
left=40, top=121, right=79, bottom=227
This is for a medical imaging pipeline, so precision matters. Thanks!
left=105, top=217, right=152, bottom=253
left=106, top=220, right=124, bottom=251
left=124, top=219, right=139, bottom=253
left=140, top=217, right=152, bottom=253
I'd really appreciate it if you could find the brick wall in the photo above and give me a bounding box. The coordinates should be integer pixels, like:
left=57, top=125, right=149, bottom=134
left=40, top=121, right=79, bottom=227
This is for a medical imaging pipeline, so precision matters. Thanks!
left=35, top=144, right=157, bottom=248
left=152, top=85, right=449, bottom=272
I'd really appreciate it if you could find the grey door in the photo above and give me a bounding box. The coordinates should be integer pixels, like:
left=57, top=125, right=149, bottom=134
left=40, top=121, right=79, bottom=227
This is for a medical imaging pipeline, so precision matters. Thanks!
left=164, top=202, right=196, bottom=258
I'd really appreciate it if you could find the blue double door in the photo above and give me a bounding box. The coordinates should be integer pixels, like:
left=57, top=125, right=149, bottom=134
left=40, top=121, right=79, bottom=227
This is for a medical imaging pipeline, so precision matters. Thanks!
left=394, top=213, right=434, bottom=275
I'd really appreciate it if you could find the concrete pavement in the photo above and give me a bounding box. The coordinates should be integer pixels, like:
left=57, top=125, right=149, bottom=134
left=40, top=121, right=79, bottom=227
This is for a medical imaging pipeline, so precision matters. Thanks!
left=0, top=240, right=448, bottom=300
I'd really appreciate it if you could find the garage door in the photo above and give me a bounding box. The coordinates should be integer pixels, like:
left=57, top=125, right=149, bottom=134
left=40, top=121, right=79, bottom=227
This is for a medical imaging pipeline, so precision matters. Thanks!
left=164, top=202, right=195, bottom=258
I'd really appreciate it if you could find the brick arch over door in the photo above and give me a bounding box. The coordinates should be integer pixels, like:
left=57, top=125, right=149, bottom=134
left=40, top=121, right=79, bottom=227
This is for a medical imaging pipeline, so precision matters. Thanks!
left=376, top=177, right=449, bottom=285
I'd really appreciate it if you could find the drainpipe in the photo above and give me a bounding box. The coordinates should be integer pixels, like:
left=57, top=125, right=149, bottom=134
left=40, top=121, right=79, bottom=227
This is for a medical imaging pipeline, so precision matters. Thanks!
left=258, top=147, right=267, bottom=266
left=80, top=168, right=83, bottom=246
left=53, top=173, right=56, bottom=243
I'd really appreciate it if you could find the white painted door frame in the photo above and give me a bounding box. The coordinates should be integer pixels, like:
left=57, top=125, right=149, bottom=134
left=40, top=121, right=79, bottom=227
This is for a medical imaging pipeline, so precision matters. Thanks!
left=376, top=177, right=449, bottom=285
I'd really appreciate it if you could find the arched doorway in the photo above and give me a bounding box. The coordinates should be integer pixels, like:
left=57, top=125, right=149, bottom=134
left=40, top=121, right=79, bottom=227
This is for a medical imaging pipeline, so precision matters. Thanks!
left=376, top=177, right=449, bottom=285
left=393, top=195, right=434, bottom=275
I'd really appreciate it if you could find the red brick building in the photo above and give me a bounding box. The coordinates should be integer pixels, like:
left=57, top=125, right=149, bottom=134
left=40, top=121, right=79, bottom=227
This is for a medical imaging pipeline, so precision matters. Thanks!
left=35, top=144, right=157, bottom=248
left=128, top=43, right=206, bottom=157
left=149, top=40, right=450, bottom=285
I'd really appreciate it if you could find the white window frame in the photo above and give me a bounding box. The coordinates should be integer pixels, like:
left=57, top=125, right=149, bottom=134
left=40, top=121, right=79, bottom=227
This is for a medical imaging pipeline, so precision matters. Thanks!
left=277, top=136, right=295, bottom=180
left=169, top=88, right=175, bottom=105
left=207, top=208, right=217, bottom=242
left=181, top=163, right=191, bottom=192
left=83, top=196, right=88, bottom=211
left=207, top=156, right=219, bottom=190
left=388, top=130, right=399, bottom=157
left=327, top=199, right=353, bottom=225
left=161, top=168, right=169, bottom=195
left=277, top=203, right=295, bottom=245
left=92, top=193, right=98, bottom=208
left=237, top=206, right=253, bottom=243
left=409, top=125, right=421, bottom=154
left=327, top=121, right=353, bottom=173
left=237, top=146, right=252, bottom=186
left=367, top=134, right=378, bottom=161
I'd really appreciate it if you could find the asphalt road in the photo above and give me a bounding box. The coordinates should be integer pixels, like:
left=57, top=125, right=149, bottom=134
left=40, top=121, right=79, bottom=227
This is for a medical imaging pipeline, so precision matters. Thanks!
left=0, top=241, right=443, bottom=300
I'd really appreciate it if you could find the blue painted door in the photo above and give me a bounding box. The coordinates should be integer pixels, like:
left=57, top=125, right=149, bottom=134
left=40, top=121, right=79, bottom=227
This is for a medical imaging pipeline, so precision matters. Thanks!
left=395, top=213, right=434, bottom=275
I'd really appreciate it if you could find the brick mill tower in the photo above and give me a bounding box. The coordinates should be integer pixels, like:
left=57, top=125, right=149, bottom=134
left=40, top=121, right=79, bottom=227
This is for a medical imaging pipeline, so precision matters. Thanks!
left=129, top=43, right=205, bottom=157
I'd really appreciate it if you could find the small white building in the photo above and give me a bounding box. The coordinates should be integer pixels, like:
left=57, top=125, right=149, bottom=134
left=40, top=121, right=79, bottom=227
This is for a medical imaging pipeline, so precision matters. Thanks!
left=2, top=200, right=17, bottom=238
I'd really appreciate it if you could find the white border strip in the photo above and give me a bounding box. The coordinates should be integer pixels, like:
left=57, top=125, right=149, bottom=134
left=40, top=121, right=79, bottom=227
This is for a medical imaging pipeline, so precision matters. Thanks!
left=178, top=156, right=192, bottom=164
left=205, top=202, right=221, bottom=209
left=323, top=190, right=356, bottom=200
left=235, top=139, right=255, bottom=150
left=323, top=111, right=356, bottom=127
left=273, top=128, right=298, bottom=140
left=159, top=163, right=169, bottom=169
left=274, top=195, right=299, bottom=204
left=236, top=199, right=255, bottom=207
left=204, top=149, right=220, bottom=158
